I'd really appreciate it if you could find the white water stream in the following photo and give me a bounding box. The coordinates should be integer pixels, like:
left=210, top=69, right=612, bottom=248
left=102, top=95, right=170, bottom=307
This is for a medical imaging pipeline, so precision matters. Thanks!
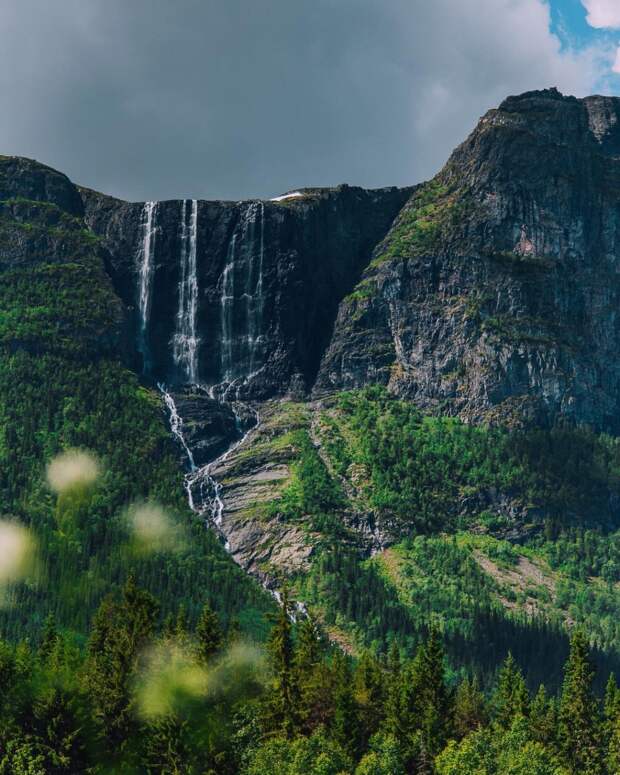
left=159, top=381, right=259, bottom=551
left=220, top=202, right=266, bottom=385
left=172, top=199, right=200, bottom=383
left=137, top=201, right=158, bottom=367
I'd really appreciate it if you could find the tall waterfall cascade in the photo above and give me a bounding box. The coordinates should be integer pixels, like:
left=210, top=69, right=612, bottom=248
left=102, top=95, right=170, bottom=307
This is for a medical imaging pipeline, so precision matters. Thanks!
left=159, top=384, right=259, bottom=548
left=248, top=201, right=265, bottom=376
left=220, top=233, right=237, bottom=384
left=172, top=199, right=200, bottom=384
left=219, top=201, right=266, bottom=386
left=148, top=199, right=267, bottom=559
left=155, top=201, right=302, bottom=606
left=136, top=200, right=158, bottom=369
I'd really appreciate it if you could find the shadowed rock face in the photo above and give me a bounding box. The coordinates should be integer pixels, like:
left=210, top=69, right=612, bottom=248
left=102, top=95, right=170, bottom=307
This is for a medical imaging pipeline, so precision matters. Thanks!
left=165, top=389, right=244, bottom=468
left=80, top=185, right=412, bottom=397
left=0, top=156, right=84, bottom=217
left=316, top=89, right=620, bottom=431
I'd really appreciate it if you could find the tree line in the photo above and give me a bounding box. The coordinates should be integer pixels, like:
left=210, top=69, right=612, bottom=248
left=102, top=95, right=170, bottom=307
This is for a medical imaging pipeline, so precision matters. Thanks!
left=2, top=579, right=620, bottom=774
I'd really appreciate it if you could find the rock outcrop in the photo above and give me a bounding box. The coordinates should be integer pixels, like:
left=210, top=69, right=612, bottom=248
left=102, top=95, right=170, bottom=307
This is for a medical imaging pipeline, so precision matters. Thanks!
left=0, top=155, right=84, bottom=217
left=316, top=89, right=620, bottom=431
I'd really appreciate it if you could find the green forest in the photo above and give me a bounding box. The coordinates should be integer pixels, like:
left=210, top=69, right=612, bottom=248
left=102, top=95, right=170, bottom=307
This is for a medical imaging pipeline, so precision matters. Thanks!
left=1, top=579, right=618, bottom=775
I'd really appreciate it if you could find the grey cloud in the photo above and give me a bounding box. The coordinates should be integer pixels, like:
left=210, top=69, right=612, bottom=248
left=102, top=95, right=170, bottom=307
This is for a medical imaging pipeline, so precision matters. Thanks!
left=0, top=0, right=612, bottom=201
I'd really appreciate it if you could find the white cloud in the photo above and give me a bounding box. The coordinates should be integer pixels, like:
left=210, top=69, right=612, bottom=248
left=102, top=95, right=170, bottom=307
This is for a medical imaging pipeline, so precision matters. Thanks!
left=581, top=0, right=620, bottom=29
left=402, top=0, right=614, bottom=180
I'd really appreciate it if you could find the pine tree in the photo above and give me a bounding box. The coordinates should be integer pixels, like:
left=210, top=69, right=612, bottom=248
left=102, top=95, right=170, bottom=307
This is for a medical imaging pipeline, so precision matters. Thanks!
left=492, top=652, right=529, bottom=728
left=529, top=684, right=557, bottom=748
left=294, top=613, right=327, bottom=734
left=383, top=641, right=403, bottom=739
left=354, top=650, right=386, bottom=746
left=84, top=576, right=159, bottom=752
left=38, top=613, right=59, bottom=662
left=558, top=629, right=603, bottom=775
left=294, top=613, right=324, bottom=674
left=143, top=716, right=190, bottom=775
left=266, top=588, right=297, bottom=736
left=162, top=612, right=175, bottom=641
left=604, top=673, right=620, bottom=745
left=332, top=650, right=362, bottom=759
left=227, top=616, right=241, bottom=646
left=195, top=602, right=223, bottom=665
left=453, top=676, right=487, bottom=739
left=32, top=684, right=89, bottom=773
left=397, top=628, right=452, bottom=772
left=608, top=714, right=620, bottom=775
left=174, top=604, right=188, bottom=646
left=416, top=626, right=452, bottom=771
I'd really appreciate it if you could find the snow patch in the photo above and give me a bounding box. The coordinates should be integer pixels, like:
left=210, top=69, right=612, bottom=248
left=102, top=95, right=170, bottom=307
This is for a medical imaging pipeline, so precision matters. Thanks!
left=270, top=191, right=303, bottom=202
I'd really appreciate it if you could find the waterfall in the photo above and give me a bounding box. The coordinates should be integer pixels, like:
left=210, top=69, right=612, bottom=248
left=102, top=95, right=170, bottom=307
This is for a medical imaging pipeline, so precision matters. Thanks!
left=158, top=384, right=197, bottom=511
left=219, top=202, right=266, bottom=386
left=172, top=199, right=200, bottom=384
left=220, top=233, right=237, bottom=383
left=159, top=388, right=304, bottom=615
left=248, top=202, right=265, bottom=376
left=137, top=200, right=158, bottom=369
left=159, top=384, right=259, bottom=540
left=159, top=384, right=196, bottom=471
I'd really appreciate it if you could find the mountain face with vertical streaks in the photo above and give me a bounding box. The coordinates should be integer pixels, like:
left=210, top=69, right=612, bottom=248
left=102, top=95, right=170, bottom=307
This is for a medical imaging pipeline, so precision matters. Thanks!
left=80, top=185, right=411, bottom=397
left=316, top=89, right=620, bottom=431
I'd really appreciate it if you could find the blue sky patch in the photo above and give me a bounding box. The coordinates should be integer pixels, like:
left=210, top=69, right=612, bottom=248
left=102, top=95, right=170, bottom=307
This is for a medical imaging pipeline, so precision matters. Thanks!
left=551, top=0, right=620, bottom=91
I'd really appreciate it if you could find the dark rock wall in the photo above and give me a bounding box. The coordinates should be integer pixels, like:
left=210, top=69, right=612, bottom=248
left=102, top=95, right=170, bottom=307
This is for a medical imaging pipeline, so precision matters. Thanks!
left=81, top=185, right=411, bottom=396
left=0, top=156, right=84, bottom=217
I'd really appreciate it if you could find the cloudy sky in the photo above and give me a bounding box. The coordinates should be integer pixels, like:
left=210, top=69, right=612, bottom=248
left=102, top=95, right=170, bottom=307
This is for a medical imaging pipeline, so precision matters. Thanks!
left=1, top=0, right=619, bottom=201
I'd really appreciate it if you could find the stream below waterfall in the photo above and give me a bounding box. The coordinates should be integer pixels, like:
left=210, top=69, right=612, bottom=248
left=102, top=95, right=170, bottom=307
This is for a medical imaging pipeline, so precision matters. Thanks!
left=160, top=385, right=310, bottom=617
left=158, top=382, right=259, bottom=551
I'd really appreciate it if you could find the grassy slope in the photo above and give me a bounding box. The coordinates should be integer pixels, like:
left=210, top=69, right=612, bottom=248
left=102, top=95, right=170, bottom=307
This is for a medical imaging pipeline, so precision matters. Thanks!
left=231, top=388, right=620, bottom=683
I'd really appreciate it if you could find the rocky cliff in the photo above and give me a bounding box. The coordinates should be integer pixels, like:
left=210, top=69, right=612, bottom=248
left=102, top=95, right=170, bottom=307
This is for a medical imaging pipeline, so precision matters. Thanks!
left=81, top=184, right=411, bottom=397
left=76, top=88, right=620, bottom=435
left=316, top=89, right=620, bottom=431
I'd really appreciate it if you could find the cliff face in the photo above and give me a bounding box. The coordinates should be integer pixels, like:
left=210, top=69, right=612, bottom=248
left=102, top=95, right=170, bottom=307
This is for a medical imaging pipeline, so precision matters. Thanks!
left=316, top=89, right=620, bottom=431
left=81, top=185, right=411, bottom=397
left=0, top=155, right=84, bottom=217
